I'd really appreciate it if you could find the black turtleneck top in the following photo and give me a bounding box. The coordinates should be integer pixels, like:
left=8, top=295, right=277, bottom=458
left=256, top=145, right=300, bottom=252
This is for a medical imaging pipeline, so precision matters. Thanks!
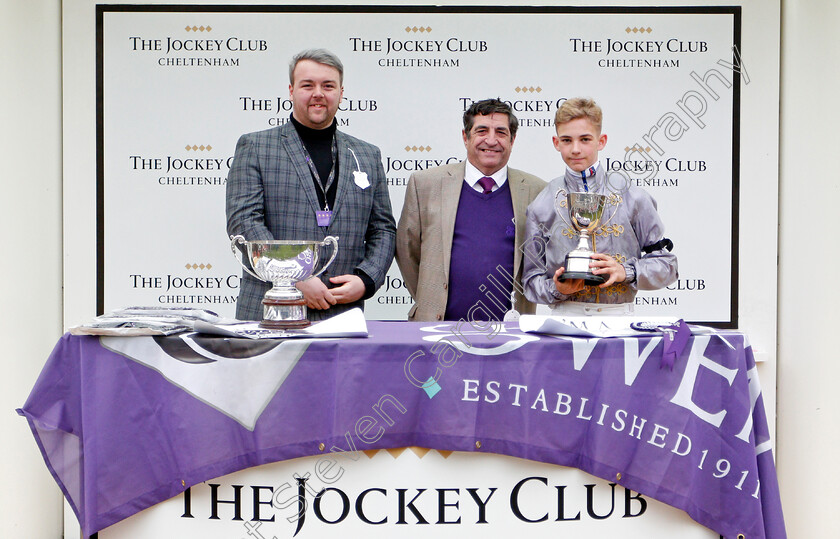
left=291, top=115, right=339, bottom=210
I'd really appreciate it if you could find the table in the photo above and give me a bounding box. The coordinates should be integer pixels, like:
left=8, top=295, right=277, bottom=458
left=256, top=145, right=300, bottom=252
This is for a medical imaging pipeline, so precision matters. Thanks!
left=18, top=321, right=786, bottom=537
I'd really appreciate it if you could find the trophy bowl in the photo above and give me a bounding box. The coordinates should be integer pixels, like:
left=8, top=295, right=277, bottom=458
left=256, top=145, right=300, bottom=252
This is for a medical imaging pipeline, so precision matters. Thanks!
left=555, top=191, right=609, bottom=286
left=231, top=235, right=339, bottom=329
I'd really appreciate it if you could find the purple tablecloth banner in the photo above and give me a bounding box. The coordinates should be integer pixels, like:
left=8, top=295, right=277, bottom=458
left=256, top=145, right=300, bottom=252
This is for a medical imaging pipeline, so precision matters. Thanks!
left=18, top=321, right=785, bottom=537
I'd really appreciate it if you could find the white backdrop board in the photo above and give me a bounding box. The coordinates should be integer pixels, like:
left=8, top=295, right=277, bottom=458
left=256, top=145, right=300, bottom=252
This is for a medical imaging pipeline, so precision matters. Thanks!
left=98, top=450, right=720, bottom=538
left=97, top=5, right=742, bottom=325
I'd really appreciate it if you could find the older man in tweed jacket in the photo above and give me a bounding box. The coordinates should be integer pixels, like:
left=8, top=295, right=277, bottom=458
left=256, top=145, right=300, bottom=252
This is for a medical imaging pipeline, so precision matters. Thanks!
left=226, top=49, right=395, bottom=321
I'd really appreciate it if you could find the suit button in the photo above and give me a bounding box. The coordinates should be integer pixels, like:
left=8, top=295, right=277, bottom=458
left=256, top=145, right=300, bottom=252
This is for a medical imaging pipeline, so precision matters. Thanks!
left=436, top=314, right=442, bottom=320
left=443, top=283, right=448, bottom=290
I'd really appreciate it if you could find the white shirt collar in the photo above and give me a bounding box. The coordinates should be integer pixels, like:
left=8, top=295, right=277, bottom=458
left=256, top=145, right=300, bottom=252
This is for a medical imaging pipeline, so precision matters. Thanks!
left=464, top=160, right=508, bottom=192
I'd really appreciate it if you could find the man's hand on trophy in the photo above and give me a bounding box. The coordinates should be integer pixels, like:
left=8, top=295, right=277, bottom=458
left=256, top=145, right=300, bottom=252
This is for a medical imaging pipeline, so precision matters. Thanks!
left=553, top=267, right=586, bottom=295
left=589, top=253, right=626, bottom=287
left=329, top=274, right=366, bottom=304
left=297, top=277, right=338, bottom=310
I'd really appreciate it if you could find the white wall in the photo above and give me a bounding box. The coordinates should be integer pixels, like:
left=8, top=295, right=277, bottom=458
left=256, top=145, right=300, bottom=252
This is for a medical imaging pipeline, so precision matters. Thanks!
left=777, top=0, right=840, bottom=535
left=0, top=0, right=65, bottom=537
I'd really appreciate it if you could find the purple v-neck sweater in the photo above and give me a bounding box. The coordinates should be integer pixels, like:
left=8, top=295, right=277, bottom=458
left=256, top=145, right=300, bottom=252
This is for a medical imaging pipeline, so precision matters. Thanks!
left=445, top=181, right=515, bottom=321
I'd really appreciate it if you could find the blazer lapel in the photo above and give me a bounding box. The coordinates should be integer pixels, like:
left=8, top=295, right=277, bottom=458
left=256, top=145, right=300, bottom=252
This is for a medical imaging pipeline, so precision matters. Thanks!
left=329, top=131, right=352, bottom=224
left=508, top=170, right=529, bottom=279
left=441, top=162, right=465, bottom=283
left=282, top=125, right=324, bottom=216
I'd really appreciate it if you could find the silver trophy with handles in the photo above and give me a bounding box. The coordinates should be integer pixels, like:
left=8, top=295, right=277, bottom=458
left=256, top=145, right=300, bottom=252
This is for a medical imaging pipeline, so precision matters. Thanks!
left=231, top=235, right=338, bottom=328
left=554, top=190, right=616, bottom=286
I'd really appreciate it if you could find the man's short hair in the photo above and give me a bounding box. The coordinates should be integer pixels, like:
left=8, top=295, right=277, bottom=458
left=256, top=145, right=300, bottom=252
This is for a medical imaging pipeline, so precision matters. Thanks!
left=289, top=48, right=344, bottom=85
left=554, top=97, right=603, bottom=132
left=463, top=98, right=519, bottom=138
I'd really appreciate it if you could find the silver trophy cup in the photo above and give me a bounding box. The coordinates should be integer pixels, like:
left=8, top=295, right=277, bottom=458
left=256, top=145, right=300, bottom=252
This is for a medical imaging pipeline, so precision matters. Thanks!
left=231, top=235, right=339, bottom=329
left=554, top=190, right=611, bottom=286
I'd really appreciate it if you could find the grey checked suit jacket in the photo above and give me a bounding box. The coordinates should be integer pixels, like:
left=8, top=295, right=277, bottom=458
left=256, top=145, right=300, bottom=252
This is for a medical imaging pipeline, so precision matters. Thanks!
left=226, top=122, right=396, bottom=321
left=395, top=161, right=545, bottom=321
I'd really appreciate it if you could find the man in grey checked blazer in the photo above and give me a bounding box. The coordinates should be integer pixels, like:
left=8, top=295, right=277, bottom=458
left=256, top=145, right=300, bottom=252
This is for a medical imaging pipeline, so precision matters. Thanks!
left=226, top=49, right=396, bottom=321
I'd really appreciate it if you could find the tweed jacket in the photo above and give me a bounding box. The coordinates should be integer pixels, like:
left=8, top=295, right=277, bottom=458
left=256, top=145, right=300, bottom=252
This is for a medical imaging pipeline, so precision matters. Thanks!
left=395, top=161, right=545, bottom=321
left=226, top=121, right=396, bottom=321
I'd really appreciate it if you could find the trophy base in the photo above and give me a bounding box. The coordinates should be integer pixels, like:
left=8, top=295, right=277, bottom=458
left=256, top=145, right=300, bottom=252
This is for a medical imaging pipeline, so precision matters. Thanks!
left=261, top=297, right=310, bottom=329
left=562, top=251, right=606, bottom=287
left=558, top=271, right=606, bottom=287
left=260, top=318, right=311, bottom=330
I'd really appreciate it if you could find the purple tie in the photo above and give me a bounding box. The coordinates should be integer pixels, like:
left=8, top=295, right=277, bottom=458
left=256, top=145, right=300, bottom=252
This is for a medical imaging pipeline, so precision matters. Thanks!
left=478, top=176, right=495, bottom=194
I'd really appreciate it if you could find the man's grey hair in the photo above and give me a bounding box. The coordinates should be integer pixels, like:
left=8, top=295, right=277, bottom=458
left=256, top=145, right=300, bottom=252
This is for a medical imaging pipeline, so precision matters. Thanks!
left=289, top=48, right=344, bottom=85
